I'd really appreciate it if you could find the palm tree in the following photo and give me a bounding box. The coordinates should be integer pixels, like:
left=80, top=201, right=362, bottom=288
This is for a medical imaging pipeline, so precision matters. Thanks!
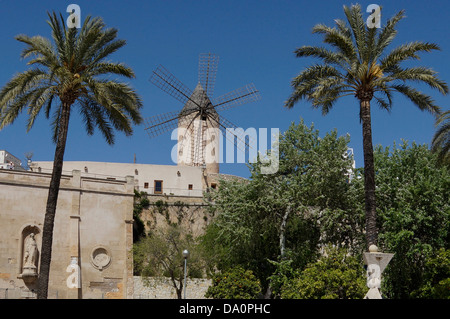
left=285, top=4, right=448, bottom=249
left=0, top=12, right=143, bottom=298
left=431, top=110, right=450, bottom=166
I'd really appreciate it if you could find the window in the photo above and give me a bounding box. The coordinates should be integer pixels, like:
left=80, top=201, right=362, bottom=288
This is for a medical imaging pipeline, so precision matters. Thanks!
left=211, top=183, right=217, bottom=190
left=188, top=184, right=193, bottom=190
left=144, top=182, right=149, bottom=189
left=154, top=180, right=163, bottom=194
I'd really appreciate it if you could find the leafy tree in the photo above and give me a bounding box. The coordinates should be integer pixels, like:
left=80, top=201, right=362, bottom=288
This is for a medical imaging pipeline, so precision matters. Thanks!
left=0, top=13, right=143, bottom=298
left=412, top=248, right=450, bottom=299
left=202, top=119, right=359, bottom=294
left=432, top=110, right=450, bottom=166
left=205, top=267, right=261, bottom=299
left=285, top=4, right=448, bottom=249
left=133, top=224, right=204, bottom=299
left=281, top=246, right=367, bottom=299
left=358, top=141, right=449, bottom=298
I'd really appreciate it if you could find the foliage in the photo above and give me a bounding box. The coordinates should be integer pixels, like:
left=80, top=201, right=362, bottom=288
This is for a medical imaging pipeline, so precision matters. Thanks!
left=0, top=12, right=142, bottom=298
left=133, top=190, right=149, bottom=242
left=284, top=4, right=448, bottom=114
left=133, top=223, right=204, bottom=299
left=412, top=248, right=450, bottom=299
left=205, top=267, right=262, bottom=299
left=201, top=119, right=360, bottom=292
left=350, top=141, right=449, bottom=298
left=281, top=246, right=366, bottom=299
left=432, top=110, right=450, bottom=167
left=267, top=257, right=300, bottom=299
left=284, top=3, right=448, bottom=249
left=0, top=12, right=143, bottom=143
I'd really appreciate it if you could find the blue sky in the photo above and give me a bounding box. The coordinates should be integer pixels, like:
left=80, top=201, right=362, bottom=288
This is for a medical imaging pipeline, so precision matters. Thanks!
left=0, top=0, right=449, bottom=178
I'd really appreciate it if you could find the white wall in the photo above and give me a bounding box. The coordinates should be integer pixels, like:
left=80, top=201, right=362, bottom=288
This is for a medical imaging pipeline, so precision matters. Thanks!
left=30, top=161, right=205, bottom=197
left=0, top=150, right=22, bottom=168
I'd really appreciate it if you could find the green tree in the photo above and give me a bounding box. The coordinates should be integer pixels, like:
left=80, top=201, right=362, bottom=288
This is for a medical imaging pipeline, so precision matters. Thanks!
left=358, top=141, right=449, bottom=298
left=412, top=248, right=450, bottom=299
left=285, top=4, right=448, bottom=249
left=281, top=246, right=367, bottom=299
left=0, top=13, right=143, bottom=298
left=202, top=119, right=359, bottom=295
left=133, top=223, right=204, bottom=299
left=432, top=110, right=450, bottom=166
left=205, top=267, right=261, bottom=299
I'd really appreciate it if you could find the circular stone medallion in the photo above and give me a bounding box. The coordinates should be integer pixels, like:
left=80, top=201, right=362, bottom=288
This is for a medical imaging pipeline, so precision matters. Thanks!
left=91, top=247, right=111, bottom=270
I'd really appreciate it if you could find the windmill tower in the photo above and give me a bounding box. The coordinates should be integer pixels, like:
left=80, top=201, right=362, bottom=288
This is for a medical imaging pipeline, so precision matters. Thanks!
left=145, top=53, right=260, bottom=176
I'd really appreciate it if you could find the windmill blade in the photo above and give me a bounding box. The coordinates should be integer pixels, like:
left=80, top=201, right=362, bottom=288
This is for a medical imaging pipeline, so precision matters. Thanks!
left=219, top=115, right=257, bottom=151
left=210, top=83, right=260, bottom=112
left=144, top=109, right=198, bottom=138
left=198, top=53, right=219, bottom=98
left=150, top=65, right=202, bottom=108
left=207, top=114, right=256, bottom=154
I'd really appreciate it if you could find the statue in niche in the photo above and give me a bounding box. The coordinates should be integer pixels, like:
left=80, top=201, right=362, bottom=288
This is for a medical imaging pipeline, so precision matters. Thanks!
left=22, top=233, right=38, bottom=277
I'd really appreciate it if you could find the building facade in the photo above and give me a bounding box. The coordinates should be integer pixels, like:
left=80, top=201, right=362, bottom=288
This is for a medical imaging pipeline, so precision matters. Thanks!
left=0, top=169, right=135, bottom=299
left=0, top=150, right=23, bottom=170
left=29, top=161, right=209, bottom=196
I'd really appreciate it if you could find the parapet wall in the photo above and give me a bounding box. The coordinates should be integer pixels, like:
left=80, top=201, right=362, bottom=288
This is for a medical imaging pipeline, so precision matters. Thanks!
left=133, top=276, right=212, bottom=299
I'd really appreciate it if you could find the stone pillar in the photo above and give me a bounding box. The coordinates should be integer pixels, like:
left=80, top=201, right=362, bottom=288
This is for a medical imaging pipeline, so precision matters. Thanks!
left=67, top=170, right=82, bottom=298
left=125, top=176, right=135, bottom=299
left=363, top=245, right=394, bottom=299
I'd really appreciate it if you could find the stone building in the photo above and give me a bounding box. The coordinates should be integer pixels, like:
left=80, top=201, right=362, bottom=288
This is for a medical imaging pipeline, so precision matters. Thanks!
left=0, top=150, right=23, bottom=170
left=0, top=87, right=245, bottom=298
left=0, top=150, right=242, bottom=299
left=0, top=168, right=135, bottom=299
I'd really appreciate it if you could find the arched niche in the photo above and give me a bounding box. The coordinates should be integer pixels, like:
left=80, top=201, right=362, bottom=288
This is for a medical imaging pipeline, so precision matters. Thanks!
left=17, top=224, right=41, bottom=282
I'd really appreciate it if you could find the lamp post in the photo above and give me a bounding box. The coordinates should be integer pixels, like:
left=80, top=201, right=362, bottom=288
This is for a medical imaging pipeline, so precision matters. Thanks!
left=182, top=249, right=190, bottom=299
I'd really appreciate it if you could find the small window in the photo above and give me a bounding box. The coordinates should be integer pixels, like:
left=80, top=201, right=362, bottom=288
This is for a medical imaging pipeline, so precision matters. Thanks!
left=211, top=183, right=217, bottom=189
left=188, top=184, right=193, bottom=190
left=154, top=180, right=163, bottom=194
left=144, top=182, right=149, bottom=189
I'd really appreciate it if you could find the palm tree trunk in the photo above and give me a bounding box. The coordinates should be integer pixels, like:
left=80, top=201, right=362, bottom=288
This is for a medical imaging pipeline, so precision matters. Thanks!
left=360, top=99, right=378, bottom=249
left=37, top=102, right=71, bottom=299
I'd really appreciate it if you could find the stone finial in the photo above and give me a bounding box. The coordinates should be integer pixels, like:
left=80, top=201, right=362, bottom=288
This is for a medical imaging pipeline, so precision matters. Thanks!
left=368, top=244, right=378, bottom=253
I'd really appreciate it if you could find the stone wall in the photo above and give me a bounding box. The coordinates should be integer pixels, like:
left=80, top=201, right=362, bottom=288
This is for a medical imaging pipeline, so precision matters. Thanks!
left=0, top=169, right=135, bottom=299
left=133, top=276, right=212, bottom=299
left=139, top=193, right=210, bottom=238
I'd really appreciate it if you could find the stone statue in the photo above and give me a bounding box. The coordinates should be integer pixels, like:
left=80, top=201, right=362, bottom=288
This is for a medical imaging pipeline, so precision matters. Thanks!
left=363, top=245, right=394, bottom=299
left=22, top=233, right=38, bottom=275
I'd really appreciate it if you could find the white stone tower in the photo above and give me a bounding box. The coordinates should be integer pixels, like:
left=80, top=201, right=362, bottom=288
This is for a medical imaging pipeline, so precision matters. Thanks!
left=177, top=83, right=220, bottom=175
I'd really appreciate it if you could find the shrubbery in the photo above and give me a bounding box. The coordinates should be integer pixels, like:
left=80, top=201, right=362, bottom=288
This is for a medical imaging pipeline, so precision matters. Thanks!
left=205, top=267, right=262, bottom=299
left=281, top=247, right=367, bottom=299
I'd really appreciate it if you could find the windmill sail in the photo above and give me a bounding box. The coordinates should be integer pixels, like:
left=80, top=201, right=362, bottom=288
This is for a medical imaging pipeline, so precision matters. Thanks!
left=145, top=53, right=261, bottom=174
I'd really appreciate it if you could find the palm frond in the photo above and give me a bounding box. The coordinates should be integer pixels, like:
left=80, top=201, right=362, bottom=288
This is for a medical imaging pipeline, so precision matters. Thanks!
left=374, top=10, right=405, bottom=61
left=285, top=64, right=344, bottom=108
left=294, top=46, right=347, bottom=67
left=431, top=110, right=450, bottom=165
left=343, top=4, right=367, bottom=62
left=312, top=24, right=357, bottom=62
left=0, top=11, right=142, bottom=146
left=380, top=41, right=440, bottom=72
left=391, top=84, right=441, bottom=114
left=388, top=66, right=449, bottom=95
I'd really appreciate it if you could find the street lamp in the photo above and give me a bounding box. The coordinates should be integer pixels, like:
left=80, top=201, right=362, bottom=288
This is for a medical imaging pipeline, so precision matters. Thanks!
left=183, top=249, right=190, bottom=299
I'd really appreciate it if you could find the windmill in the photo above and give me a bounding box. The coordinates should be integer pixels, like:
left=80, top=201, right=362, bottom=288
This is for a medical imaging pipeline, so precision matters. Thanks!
left=145, top=53, right=260, bottom=175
